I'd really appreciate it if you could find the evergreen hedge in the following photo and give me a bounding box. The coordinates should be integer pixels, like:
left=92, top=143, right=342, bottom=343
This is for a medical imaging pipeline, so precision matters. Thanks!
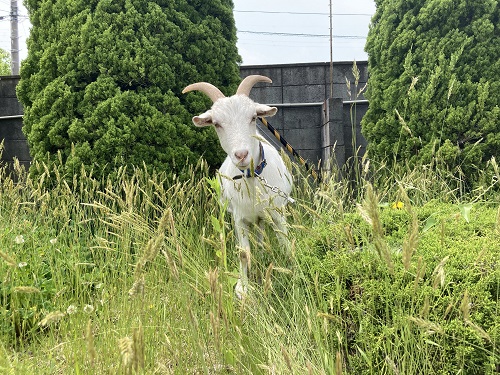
left=17, top=0, right=241, bottom=180
left=362, top=0, right=500, bottom=184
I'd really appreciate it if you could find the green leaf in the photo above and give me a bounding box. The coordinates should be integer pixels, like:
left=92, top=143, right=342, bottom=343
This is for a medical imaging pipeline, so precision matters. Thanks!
left=422, top=215, right=438, bottom=233
left=458, top=203, right=473, bottom=223
left=223, top=349, right=236, bottom=366
left=211, top=215, right=221, bottom=233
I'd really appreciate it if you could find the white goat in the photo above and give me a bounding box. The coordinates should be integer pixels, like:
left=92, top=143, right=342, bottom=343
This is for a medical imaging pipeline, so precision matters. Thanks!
left=183, top=75, right=293, bottom=298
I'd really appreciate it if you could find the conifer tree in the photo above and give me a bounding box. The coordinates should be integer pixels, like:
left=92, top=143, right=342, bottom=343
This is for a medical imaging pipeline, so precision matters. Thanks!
left=0, top=49, right=10, bottom=75
left=17, top=0, right=241, bottom=179
left=363, top=0, right=499, bottom=182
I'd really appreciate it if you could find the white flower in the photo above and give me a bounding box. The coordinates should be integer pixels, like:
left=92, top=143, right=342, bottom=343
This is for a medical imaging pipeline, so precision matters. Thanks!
left=66, top=305, right=78, bottom=315
left=83, top=304, right=94, bottom=314
left=18, top=262, right=28, bottom=268
left=14, top=235, right=25, bottom=244
left=50, top=238, right=57, bottom=245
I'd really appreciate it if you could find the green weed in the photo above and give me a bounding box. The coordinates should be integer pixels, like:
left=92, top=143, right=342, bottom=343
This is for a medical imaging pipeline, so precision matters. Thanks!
left=0, top=154, right=498, bottom=374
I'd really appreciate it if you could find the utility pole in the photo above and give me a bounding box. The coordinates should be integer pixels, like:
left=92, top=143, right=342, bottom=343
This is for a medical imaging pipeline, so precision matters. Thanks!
left=10, top=0, right=20, bottom=75
left=329, top=0, right=333, bottom=98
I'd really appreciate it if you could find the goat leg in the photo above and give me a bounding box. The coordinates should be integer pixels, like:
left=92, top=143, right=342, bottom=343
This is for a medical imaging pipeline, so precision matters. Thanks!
left=234, top=221, right=251, bottom=299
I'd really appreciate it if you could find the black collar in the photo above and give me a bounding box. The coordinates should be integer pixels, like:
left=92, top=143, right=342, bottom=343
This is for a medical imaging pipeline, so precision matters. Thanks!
left=232, top=142, right=267, bottom=180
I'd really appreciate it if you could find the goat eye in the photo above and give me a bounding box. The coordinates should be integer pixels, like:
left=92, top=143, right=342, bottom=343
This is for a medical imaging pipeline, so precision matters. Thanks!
left=214, top=123, right=222, bottom=129
left=251, top=116, right=257, bottom=122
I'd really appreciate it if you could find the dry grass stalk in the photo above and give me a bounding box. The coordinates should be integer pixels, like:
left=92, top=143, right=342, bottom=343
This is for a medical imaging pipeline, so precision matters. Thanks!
left=38, top=311, right=65, bottom=327
left=465, top=319, right=492, bottom=342
left=85, top=319, right=97, bottom=367
left=401, top=188, right=419, bottom=270
left=395, top=109, right=413, bottom=137
left=264, top=263, right=273, bottom=296
left=304, top=304, right=312, bottom=335
left=343, top=224, right=355, bottom=249
left=207, top=267, right=218, bottom=296
left=459, top=290, right=470, bottom=320
left=217, top=283, right=228, bottom=331
left=13, top=286, right=41, bottom=294
left=118, top=336, right=134, bottom=374
left=385, top=355, right=400, bottom=375
left=420, top=296, right=430, bottom=318
left=166, top=208, right=183, bottom=268
left=0, top=250, right=16, bottom=267
left=209, top=311, right=220, bottom=350
left=443, top=301, right=454, bottom=320
left=408, top=316, right=444, bottom=335
left=281, top=346, right=293, bottom=374
left=414, top=256, right=426, bottom=291
left=360, top=183, right=394, bottom=273
left=335, top=351, right=343, bottom=375
left=128, top=275, right=145, bottom=298
left=306, top=361, right=314, bottom=375
left=496, top=205, right=500, bottom=235
left=133, top=322, right=145, bottom=371
left=432, top=256, right=449, bottom=289
left=130, top=209, right=179, bottom=294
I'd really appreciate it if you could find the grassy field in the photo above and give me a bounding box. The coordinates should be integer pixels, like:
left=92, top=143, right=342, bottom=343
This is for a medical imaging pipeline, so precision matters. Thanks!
left=0, top=155, right=499, bottom=374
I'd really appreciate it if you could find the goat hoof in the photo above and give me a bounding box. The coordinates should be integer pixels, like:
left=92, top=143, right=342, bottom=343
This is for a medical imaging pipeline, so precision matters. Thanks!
left=235, top=279, right=247, bottom=299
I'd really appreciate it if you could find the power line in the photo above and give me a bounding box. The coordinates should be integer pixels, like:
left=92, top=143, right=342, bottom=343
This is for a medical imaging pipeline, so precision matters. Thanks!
left=234, top=10, right=373, bottom=16
left=238, top=30, right=366, bottom=39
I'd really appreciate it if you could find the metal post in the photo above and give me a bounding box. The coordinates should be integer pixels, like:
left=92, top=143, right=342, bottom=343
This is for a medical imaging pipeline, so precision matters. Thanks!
left=10, top=0, right=20, bottom=75
left=329, top=0, right=333, bottom=99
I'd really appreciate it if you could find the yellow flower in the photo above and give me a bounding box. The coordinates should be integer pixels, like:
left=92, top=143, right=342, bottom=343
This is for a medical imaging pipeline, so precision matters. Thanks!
left=392, top=201, right=405, bottom=209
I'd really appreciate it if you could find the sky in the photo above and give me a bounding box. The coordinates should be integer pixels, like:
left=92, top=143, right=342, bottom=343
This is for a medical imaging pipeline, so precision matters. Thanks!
left=0, top=0, right=376, bottom=70
left=233, top=0, right=376, bottom=65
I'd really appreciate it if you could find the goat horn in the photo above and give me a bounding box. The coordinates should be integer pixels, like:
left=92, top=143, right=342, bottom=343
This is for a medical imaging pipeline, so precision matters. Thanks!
left=236, top=75, right=272, bottom=96
left=182, top=82, right=226, bottom=103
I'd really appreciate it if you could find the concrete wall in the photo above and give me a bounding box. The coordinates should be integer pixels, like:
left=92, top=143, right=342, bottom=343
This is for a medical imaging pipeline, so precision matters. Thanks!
left=240, top=61, right=368, bottom=170
left=0, top=76, right=30, bottom=170
left=0, top=61, right=368, bottom=171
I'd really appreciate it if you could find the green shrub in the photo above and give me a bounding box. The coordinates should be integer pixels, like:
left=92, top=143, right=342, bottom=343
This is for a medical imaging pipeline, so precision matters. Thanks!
left=363, top=0, right=500, bottom=186
left=300, top=199, right=500, bottom=374
left=17, top=0, right=241, bottom=181
left=0, top=48, right=10, bottom=75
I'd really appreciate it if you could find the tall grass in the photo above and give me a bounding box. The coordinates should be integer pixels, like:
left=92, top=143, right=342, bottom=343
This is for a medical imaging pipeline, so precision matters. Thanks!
left=0, top=150, right=499, bottom=374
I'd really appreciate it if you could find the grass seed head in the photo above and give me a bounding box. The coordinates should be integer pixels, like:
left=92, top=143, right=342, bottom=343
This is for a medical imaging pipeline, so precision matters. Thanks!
left=86, top=319, right=97, bottom=366
left=39, top=311, right=65, bottom=327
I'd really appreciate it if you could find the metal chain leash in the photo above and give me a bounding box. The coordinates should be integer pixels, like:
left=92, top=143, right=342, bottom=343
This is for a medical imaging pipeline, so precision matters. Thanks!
left=256, top=175, right=295, bottom=204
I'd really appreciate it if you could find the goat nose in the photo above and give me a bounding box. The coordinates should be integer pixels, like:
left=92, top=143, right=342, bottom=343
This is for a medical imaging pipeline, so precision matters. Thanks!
left=234, top=150, right=249, bottom=161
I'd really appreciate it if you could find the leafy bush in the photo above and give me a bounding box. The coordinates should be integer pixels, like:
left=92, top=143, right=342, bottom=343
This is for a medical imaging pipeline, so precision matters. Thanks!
left=17, top=0, right=241, bottom=181
left=363, top=0, right=500, bottom=185
left=300, top=198, right=500, bottom=374
left=0, top=48, right=10, bottom=75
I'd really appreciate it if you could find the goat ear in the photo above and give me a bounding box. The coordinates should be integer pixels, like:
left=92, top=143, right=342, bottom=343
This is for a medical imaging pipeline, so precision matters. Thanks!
left=256, top=104, right=278, bottom=118
left=192, top=110, right=213, bottom=127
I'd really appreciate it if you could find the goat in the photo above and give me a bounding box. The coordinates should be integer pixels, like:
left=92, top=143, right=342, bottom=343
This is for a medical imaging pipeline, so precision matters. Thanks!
left=183, top=75, right=293, bottom=298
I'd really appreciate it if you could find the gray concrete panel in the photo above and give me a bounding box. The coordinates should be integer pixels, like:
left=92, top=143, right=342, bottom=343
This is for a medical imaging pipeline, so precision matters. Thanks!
left=0, top=118, right=25, bottom=139
left=0, top=99, right=23, bottom=116
left=282, top=106, right=322, bottom=131
left=283, top=85, right=327, bottom=103
left=2, top=139, right=31, bottom=161
left=2, top=61, right=369, bottom=171
left=240, top=66, right=283, bottom=86
left=282, top=65, right=326, bottom=86
left=249, top=86, right=282, bottom=104
left=284, top=126, right=321, bottom=151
